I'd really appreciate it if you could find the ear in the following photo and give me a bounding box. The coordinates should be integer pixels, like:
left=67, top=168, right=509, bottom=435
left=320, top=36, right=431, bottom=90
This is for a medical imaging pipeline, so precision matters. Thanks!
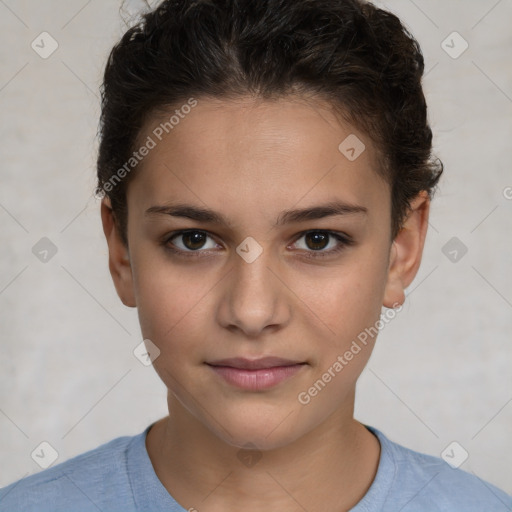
left=383, top=190, right=430, bottom=308
left=100, top=197, right=136, bottom=308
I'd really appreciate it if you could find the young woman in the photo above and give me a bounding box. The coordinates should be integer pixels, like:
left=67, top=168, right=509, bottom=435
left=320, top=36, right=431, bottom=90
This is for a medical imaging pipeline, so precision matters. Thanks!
left=1, top=0, right=511, bottom=510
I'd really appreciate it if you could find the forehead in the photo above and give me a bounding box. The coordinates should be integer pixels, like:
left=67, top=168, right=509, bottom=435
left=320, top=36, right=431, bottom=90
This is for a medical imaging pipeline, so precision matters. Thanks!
left=128, top=95, right=389, bottom=224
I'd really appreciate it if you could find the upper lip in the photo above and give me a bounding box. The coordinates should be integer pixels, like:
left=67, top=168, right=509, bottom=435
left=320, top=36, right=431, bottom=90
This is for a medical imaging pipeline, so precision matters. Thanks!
left=206, top=357, right=306, bottom=370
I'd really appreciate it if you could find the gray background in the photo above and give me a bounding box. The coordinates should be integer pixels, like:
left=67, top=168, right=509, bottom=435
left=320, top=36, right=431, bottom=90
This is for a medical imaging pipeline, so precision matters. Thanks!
left=1, top=0, right=511, bottom=496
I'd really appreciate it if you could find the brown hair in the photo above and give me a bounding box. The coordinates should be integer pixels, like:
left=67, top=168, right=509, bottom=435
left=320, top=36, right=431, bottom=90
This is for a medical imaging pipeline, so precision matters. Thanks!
left=96, top=0, right=443, bottom=247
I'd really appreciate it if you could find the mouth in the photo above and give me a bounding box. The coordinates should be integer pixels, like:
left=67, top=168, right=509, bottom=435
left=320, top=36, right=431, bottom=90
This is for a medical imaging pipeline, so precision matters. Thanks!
left=205, top=357, right=307, bottom=390
left=205, top=356, right=307, bottom=370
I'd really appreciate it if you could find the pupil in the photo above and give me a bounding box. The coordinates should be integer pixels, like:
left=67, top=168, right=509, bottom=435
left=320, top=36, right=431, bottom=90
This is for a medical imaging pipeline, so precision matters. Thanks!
left=306, top=232, right=328, bottom=250
left=184, top=231, right=206, bottom=250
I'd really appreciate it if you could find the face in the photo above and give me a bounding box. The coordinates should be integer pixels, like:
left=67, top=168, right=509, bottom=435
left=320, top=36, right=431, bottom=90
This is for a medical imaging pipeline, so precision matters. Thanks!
left=102, top=95, right=429, bottom=450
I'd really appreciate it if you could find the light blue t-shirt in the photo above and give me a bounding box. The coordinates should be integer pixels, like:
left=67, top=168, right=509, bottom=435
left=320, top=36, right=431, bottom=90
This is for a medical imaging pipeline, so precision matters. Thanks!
left=1, top=423, right=511, bottom=511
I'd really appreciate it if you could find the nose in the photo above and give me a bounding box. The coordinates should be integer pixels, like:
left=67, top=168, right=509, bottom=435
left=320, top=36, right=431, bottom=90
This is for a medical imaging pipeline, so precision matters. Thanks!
left=216, top=246, right=291, bottom=338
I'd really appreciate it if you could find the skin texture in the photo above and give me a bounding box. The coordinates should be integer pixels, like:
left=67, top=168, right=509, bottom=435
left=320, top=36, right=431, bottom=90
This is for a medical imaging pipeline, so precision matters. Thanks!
left=101, top=95, right=430, bottom=512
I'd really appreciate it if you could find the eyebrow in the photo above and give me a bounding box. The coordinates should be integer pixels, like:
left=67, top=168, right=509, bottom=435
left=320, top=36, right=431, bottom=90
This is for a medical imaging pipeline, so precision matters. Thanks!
left=145, top=200, right=367, bottom=227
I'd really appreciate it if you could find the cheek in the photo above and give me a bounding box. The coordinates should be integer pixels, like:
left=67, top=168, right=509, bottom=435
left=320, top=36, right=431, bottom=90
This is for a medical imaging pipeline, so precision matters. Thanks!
left=131, top=247, right=207, bottom=343
left=301, top=256, right=388, bottom=344
left=292, top=259, right=389, bottom=414
left=134, top=268, right=210, bottom=388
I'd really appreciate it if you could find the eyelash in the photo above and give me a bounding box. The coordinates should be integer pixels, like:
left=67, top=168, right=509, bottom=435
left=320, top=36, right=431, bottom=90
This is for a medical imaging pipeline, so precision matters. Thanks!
left=162, top=229, right=354, bottom=260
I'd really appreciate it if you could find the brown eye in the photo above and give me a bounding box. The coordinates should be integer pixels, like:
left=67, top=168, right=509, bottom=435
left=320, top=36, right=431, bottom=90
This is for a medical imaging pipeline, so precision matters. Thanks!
left=292, top=230, right=354, bottom=259
left=165, top=230, right=218, bottom=253
left=181, top=231, right=207, bottom=250
left=304, top=232, right=330, bottom=251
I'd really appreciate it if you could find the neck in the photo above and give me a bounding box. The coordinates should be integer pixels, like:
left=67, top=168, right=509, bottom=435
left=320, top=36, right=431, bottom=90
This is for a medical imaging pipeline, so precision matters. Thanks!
left=146, top=392, right=381, bottom=512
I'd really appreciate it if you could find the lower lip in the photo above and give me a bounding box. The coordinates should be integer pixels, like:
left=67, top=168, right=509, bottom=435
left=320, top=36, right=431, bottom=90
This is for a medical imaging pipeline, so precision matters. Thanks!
left=207, top=364, right=306, bottom=390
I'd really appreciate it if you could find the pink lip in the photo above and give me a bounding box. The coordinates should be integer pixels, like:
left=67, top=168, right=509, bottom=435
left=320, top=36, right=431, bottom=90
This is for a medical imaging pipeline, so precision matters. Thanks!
left=206, top=357, right=307, bottom=390
left=206, top=356, right=304, bottom=370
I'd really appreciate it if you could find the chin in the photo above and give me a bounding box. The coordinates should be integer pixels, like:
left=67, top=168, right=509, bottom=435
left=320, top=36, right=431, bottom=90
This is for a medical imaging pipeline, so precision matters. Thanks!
left=206, top=410, right=305, bottom=451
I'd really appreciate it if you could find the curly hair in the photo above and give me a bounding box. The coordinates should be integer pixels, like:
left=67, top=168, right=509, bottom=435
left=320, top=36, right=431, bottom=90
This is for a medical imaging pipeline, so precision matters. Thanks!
left=96, top=0, right=443, bottom=247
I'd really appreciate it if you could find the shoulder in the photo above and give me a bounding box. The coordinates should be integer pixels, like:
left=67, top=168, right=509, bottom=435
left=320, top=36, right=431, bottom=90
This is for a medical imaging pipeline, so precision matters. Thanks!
left=0, top=432, right=140, bottom=512
left=368, top=426, right=512, bottom=512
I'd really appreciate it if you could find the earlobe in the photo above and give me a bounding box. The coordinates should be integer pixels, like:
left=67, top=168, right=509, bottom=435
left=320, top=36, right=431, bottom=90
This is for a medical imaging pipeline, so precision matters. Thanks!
left=383, top=190, right=430, bottom=308
left=100, top=197, right=137, bottom=308
left=383, top=241, right=405, bottom=308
